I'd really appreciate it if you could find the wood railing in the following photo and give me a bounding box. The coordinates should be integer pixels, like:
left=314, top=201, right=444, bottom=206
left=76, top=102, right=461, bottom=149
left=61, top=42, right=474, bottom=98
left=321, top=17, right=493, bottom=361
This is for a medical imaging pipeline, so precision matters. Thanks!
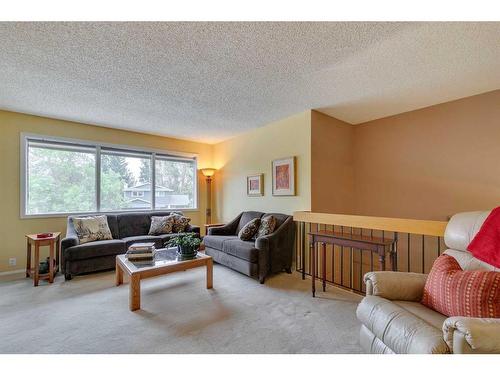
left=293, top=211, right=448, bottom=294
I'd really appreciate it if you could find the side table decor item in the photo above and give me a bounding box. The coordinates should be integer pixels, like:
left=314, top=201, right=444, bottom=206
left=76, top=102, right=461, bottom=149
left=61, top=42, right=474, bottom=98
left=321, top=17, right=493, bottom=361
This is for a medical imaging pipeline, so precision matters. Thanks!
left=169, top=233, right=201, bottom=260
left=25, top=232, right=61, bottom=287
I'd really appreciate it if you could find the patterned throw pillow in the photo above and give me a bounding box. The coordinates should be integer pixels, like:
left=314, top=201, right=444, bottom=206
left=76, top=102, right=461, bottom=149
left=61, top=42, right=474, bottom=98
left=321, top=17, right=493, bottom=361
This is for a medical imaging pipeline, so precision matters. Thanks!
left=73, top=215, right=113, bottom=244
left=238, top=218, right=261, bottom=241
left=421, top=254, right=500, bottom=318
left=256, top=215, right=277, bottom=238
left=148, top=216, right=174, bottom=235
left=170, top=213, right=191, bottom=233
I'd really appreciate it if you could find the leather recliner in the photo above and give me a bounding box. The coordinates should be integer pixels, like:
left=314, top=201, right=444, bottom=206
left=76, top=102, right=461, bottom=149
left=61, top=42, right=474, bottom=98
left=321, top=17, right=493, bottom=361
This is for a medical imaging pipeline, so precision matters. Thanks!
left=356, top=210, right=500, bottom=354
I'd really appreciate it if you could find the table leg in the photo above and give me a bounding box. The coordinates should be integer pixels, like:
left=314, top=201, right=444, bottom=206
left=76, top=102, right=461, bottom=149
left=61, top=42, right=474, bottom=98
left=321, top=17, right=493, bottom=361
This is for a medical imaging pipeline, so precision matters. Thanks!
left=206, top=258, right=213, bottom=289
left=26, top=239, right=31, bottom=278
left=115, top=261, right=123, bottom=286
left=322, top=242, right=327, bottom=292
left=34, top=242, right=40, bottom=287
left=49, top=241, right=55, bottom=283
left=56, top=236, right=61, bottom=273
left=311, top=240, right=316, bottom=297
left=129, top=275, right=141, bottom=311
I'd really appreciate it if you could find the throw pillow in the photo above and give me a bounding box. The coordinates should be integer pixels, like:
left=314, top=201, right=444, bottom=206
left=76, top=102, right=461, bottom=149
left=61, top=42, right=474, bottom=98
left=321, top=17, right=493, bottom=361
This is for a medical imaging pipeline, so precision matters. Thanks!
left=170, top=213, right=191, bottom=233
left=238, top=218, right=261, bottom=241
left=73, top=215, right=113, bottom=244
left=256, top=215, right=277, bottom=238
left=421, top=254, right=500, bottom=318
left=148, top=216, right=174, bottom=235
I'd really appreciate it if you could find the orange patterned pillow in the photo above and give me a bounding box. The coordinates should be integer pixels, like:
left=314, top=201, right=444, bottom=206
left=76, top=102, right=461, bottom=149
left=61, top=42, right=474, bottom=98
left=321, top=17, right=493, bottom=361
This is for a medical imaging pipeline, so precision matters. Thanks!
left=421, top=255, right=500, bottom=318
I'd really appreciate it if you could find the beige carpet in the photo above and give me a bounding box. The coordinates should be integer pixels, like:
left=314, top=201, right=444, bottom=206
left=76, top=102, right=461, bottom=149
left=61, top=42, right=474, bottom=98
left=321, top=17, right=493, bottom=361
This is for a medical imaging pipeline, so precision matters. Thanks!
left=0, top=265, right=363, bottom=353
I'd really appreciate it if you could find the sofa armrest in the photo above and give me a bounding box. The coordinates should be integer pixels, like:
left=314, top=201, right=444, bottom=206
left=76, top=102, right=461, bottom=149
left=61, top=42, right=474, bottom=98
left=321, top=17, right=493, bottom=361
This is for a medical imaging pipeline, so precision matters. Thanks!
left=207, top=214, right=241, bottom=236
left=364, top=271, right=428, bottom=301
left=443, top=317, right=500, bottom=354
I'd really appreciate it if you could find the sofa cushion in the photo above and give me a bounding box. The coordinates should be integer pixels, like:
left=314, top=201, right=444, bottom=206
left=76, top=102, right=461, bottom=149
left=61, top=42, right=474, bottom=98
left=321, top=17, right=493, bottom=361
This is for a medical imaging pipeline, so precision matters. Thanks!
left=392, top=301, right=447, bottom=329
left=236, top=211, right=264, bottom=232
left=64, top=239, right=125, bottom=261
left=261, top=213, right=289, bottom=230
left=203, top=235, right=238, bottom=251
left=117, top=213, right=151, bottom=238
left=170, top=213, right=191, bottom=233
left=238, top=218, right=261, bottom=240
left=356, top=295, right=450, bottom=354
left=223, top=239, right=259, bottom=263
left=421, top=254, right=500, bottom=318
left=148, top=215, right=174, bottom=235
left=122, top=235, right=163, bottom=249
left=256, top=215, right=277, bottom=238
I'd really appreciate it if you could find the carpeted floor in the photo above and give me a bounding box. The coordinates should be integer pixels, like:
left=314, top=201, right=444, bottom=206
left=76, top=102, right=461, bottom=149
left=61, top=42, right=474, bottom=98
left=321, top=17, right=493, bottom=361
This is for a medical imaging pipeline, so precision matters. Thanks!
left=0, top=265, right=363, bottom=353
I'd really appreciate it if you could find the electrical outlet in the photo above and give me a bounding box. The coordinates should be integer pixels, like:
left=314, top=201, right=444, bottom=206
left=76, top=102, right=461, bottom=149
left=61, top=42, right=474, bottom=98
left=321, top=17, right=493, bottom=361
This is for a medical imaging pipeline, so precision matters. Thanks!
left=9, top=258, right=16, bottom=266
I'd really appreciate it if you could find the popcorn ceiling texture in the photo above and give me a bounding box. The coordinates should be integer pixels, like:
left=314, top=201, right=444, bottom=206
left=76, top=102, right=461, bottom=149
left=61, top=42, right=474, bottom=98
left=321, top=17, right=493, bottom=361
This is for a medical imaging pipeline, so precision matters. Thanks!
left=0, top=22, right=498, bottom=143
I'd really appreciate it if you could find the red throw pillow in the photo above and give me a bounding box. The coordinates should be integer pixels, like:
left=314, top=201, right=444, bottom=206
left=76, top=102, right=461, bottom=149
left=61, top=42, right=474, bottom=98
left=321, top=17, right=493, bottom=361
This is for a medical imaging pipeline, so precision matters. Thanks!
left=421, top=254, right=500, bottom=318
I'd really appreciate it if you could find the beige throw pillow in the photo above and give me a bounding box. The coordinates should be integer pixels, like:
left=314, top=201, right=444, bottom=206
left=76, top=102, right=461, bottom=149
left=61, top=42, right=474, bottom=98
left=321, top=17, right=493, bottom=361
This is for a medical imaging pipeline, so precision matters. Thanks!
left=238, top=218, right=261, bottom=241
left=149, top=216, right=174, bottom=235
left=73, top=215, right=113, bottom=244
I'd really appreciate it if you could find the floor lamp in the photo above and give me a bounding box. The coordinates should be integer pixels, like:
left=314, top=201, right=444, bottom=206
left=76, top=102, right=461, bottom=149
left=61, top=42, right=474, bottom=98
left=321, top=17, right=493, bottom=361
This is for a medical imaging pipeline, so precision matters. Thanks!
left=201, top=168, right=216, bottom=225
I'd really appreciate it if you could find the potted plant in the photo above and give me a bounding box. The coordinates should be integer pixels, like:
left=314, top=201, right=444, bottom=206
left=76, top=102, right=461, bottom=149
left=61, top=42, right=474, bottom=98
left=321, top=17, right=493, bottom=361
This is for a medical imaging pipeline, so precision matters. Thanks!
left=168, top=233, right=202, bottom=259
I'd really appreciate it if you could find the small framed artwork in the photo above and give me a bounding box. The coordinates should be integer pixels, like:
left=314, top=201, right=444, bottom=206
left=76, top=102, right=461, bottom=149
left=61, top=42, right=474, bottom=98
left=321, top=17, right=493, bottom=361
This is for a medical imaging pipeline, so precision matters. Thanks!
left=272, top=156, right=296, bottom=196
left=247, top=174, right=264, bottom=196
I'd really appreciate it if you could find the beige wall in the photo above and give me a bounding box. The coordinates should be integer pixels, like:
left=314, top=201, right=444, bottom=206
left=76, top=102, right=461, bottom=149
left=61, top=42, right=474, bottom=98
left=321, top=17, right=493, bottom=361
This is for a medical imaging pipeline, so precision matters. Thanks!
left=213, top=111, right=311, bottom=222
left=353, top=90, right=500, bottom=220
left=311, top=90, right=500, bottom=221
left=0, top=110, right=213, bottom=273
left=311, top=110, right=355, bottom=214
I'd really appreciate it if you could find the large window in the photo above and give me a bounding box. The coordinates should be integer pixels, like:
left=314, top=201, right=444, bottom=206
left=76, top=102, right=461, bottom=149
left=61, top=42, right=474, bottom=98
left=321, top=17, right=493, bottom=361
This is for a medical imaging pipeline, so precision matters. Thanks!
left=22, top=135, right=198, bottom=217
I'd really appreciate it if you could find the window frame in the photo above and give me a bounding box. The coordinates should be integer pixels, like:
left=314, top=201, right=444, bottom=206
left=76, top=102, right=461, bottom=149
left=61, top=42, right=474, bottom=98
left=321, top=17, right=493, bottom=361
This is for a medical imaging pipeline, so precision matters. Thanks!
left=20, top=133, right=199, bottom=218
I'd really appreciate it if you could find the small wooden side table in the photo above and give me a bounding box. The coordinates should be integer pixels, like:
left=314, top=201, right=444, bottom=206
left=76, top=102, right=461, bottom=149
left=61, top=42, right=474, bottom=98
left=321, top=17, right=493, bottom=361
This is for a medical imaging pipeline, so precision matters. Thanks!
left=25, top=232, right=61, bottom=287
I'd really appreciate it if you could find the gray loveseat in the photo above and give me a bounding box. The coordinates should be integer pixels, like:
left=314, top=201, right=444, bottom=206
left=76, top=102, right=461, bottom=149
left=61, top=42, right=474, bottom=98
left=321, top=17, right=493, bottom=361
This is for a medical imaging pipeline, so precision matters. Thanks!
left=61, top=211, right=199, bottom=280
left=203, top=211, right=295, bottom=283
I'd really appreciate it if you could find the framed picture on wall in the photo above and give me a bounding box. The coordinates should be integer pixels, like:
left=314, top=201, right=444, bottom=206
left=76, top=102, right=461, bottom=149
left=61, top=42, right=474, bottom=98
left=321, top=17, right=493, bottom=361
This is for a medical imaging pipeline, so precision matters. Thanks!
left=247, top=174, right=264, bottom=196
left=272, top=156, right=295, bottom=196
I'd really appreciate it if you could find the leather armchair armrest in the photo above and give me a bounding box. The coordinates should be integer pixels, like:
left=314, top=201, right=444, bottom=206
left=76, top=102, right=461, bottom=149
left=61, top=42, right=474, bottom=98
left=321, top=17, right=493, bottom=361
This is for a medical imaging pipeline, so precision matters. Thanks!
left=443, top=317, right=500, bottom=354
left=364, top=271, right=428, bottom=301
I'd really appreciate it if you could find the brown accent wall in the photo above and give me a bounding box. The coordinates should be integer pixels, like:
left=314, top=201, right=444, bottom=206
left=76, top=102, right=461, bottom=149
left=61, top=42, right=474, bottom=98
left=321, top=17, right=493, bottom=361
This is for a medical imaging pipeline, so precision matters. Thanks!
left=311, top=111, right=355, bottom=214
left=312, top=90, right=500, bottom=221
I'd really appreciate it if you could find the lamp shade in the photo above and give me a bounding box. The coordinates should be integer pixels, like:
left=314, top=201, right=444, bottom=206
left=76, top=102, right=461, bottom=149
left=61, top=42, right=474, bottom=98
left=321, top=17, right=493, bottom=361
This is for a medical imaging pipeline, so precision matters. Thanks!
left=201, top=168, right=216, bottom=177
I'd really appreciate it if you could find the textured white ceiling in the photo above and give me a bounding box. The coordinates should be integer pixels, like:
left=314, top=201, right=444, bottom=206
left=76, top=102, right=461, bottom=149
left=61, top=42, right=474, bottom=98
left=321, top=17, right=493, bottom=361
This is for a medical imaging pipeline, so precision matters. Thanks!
left=0, top=22, right=498, bottom=143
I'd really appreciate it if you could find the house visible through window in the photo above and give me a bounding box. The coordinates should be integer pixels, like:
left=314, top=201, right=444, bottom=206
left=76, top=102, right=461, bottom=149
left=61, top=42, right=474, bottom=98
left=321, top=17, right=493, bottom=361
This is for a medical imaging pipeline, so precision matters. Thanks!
left=23, top=135, right=198, bottom=216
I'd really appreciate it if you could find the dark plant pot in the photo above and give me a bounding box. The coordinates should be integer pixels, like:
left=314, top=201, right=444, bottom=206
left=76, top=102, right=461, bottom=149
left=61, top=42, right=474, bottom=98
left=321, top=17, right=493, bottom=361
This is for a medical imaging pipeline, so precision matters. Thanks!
left=177, top=245, right=198, bottom=260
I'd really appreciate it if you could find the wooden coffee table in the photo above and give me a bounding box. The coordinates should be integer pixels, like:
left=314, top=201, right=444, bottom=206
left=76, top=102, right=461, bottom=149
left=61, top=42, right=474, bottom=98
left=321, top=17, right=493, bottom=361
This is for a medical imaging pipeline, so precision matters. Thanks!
left=115, top=247, right=213, bottom=311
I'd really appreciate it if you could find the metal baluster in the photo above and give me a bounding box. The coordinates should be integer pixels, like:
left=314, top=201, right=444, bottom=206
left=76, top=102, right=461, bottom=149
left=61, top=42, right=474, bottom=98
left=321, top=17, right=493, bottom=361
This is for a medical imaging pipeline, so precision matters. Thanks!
left=301, top=222, right=305, bottom=279
left=331, top=224, right=335, bottom=284
left=350, top=227, right=353, bottom=289
left=340, top=226, right=344, bottom=287
left=437, top=236, right=441, bottom=256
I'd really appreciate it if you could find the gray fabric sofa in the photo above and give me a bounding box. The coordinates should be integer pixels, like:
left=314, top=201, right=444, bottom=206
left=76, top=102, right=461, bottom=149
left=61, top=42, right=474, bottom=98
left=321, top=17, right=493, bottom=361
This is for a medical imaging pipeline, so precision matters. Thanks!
left=61, top=211, right=199, bottom=280
left=203, top=211, right=295, bottom=283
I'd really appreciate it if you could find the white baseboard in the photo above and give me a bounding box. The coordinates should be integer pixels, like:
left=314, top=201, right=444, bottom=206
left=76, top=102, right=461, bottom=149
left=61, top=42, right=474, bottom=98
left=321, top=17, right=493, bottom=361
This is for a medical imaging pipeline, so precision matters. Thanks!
left=0, top=269, right=25, bottom=276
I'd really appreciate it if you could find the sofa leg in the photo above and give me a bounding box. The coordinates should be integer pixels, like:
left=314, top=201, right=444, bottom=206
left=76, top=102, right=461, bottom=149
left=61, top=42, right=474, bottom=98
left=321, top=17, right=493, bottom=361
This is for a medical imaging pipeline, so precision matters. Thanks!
left=259, top=276, right=265, bottom=284
left=285, top=267, right=292, bottom=274
left=64, top=273, right=72, bottom=281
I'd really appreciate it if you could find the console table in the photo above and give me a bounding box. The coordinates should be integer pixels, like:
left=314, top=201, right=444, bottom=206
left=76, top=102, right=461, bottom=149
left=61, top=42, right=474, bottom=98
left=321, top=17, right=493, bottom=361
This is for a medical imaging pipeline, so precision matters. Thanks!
left=308, top=230, right=397, bottom=297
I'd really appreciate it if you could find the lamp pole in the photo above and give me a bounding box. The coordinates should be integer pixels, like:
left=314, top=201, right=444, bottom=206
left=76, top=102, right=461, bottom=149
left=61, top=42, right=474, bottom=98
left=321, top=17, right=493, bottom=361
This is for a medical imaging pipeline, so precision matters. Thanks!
left=206, top=175, right=212, bottom=225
